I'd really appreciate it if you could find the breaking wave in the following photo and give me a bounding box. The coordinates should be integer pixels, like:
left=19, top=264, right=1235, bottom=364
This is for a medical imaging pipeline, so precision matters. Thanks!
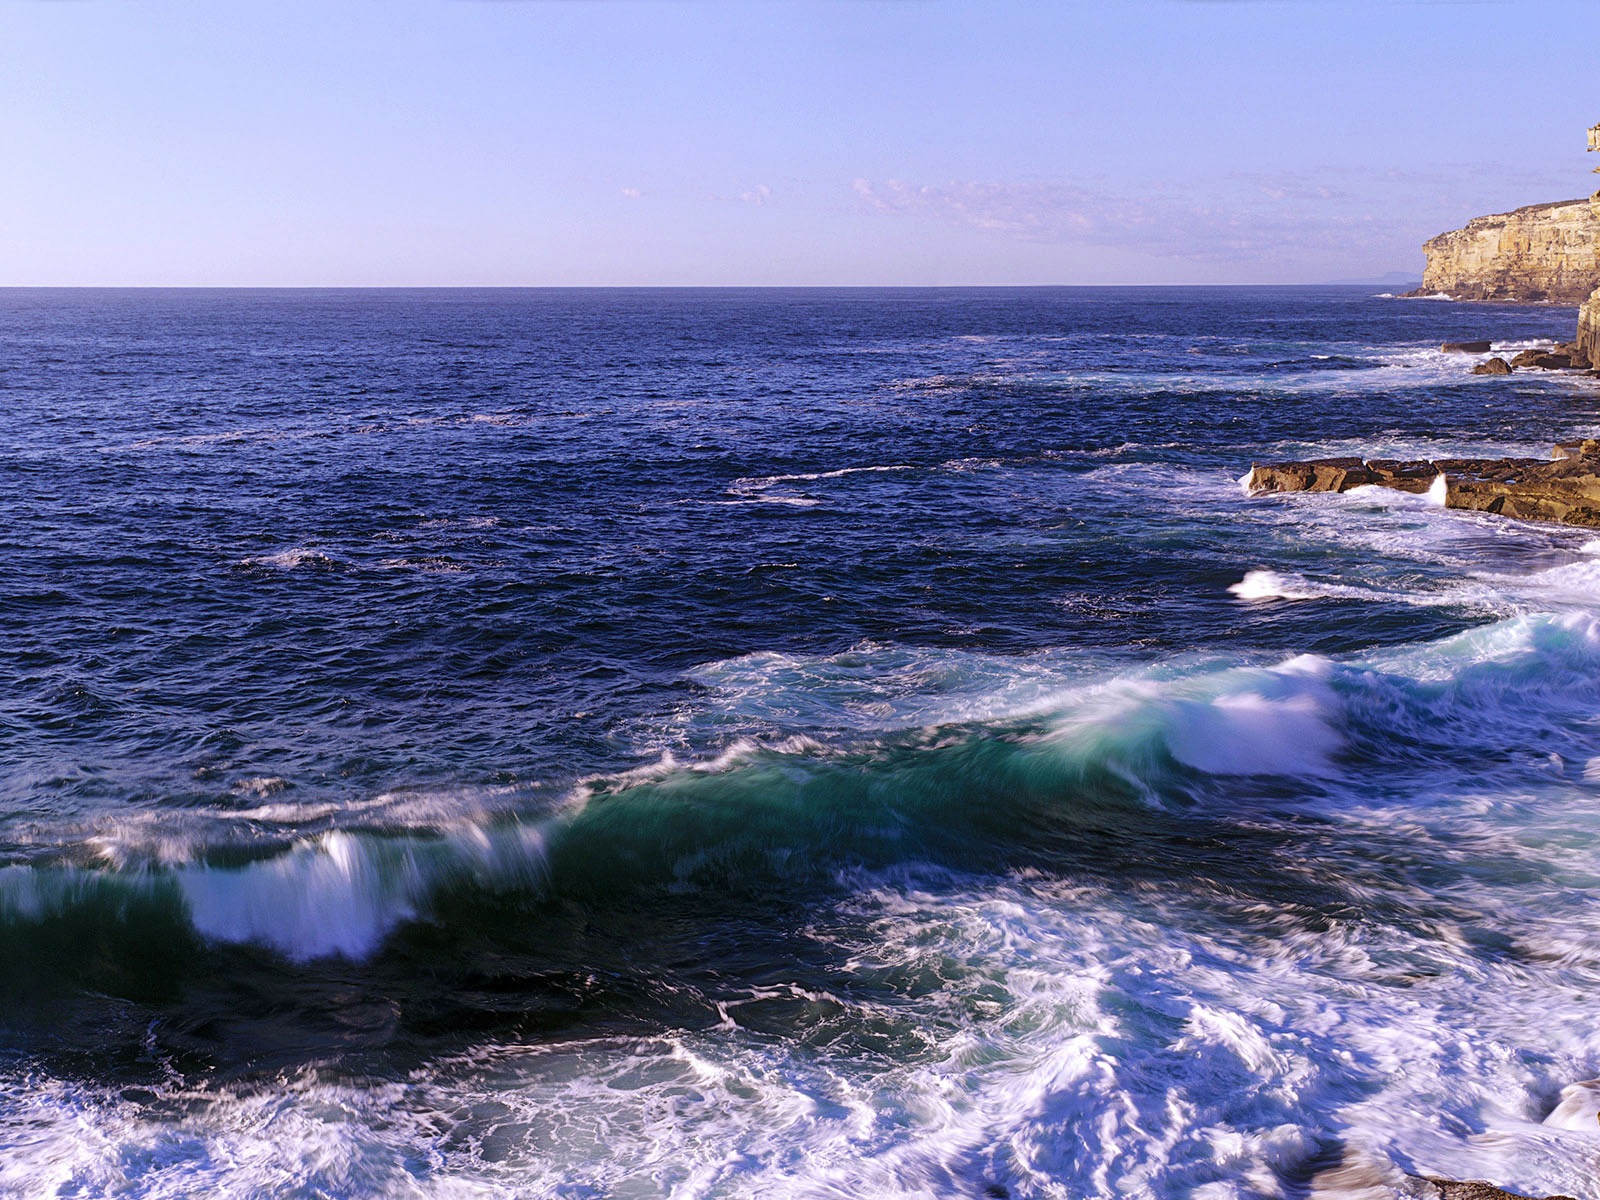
left=6, top=611, right=1600, bottom=989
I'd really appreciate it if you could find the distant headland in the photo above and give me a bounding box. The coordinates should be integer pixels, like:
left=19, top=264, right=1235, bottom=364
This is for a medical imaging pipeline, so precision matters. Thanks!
left=1406, top=198, right=1599, bottom=305
left=1401, top=123, right=1600, bottom=368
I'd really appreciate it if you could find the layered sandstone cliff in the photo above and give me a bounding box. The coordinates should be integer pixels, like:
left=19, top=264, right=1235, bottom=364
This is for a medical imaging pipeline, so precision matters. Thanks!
left=1581, top=280, right=1600, bottom=366
left=1412, top=198, right=1600, bottom=303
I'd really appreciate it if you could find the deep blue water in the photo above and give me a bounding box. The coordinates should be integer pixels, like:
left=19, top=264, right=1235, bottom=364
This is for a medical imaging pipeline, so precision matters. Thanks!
left=2, top=288, right=1599, bottom=1198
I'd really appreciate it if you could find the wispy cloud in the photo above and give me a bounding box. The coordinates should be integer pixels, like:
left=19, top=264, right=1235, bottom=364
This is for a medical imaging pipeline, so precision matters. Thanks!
left=848, top=170, right=1542, bottom=268
left=619, top=186, right=643, bottom=200
left=1231, top=173, right=1343, bottom=202
left=739, top=184, right=773, bottom=206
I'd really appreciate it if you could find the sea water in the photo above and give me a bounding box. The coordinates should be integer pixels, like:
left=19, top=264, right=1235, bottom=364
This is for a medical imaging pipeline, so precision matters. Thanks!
left=1, top=287, right=1598, bottom=1198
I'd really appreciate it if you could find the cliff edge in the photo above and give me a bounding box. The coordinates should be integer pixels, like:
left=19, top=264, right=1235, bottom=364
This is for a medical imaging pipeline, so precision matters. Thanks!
left=1409, top=198, right=1600, bottom=303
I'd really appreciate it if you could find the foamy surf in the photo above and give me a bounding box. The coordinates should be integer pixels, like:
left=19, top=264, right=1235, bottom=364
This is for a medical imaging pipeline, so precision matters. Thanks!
left=9, top=287, right=1600, bottom=1200
left=8, top=612, right=1600, bottom=973
left=4, top=855, right=1597, bottom=1199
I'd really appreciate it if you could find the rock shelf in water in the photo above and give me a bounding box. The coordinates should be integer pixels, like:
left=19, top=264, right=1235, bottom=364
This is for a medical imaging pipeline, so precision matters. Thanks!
left=1412, top=1181, right=1577, bottom=1200
left=1244, top=443, right=1600, bottom=527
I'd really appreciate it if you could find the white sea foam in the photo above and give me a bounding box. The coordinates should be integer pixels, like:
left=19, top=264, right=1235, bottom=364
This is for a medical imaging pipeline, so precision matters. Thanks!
left=726, top=463, right=917, bottom=506
left=375, top=555, right=468, bottom=573
left=717, top=494, right=823, bottom=507
left=9, top=855, right=1597, bottom=1198
left=730, top=464, right=916, bottom=490
left=1229, top=569, right=1369, bottom=602
left=939, top=455, right=1006, bottom=472
left=8, top=616, right=1600, bottom=1193
left=175, top=831, right=416, bottom=959
left=1039, top=653, right=1344, bottom=781
left=1477, top=555, right=1600, bottom=606
left=1426, top=471, right=1448, bottom=506
left=417, top=515, right=500, bottom=530
left=1542, top=1079, right=1600, bottom=1131
left=679, top=636, right=1352, bottom=787
left=230, top=776, right=290, bottom=800
left=220, top=801, right=339, bottom=824
left=1163, top=685, right=1341, bottom=775
left=673, top=642, right=1113, bottom=743
left=238, top=547, right=339, bottom=571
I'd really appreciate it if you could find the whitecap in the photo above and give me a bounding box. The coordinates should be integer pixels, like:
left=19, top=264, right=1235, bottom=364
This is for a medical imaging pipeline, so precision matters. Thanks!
left=176, top=824, right=550, bottom=961
left=1229, top=569, right=1366, bottom=602
left=237, top=547, right=339, bottom=571
left=1157, top=658, right=1343, bottom=777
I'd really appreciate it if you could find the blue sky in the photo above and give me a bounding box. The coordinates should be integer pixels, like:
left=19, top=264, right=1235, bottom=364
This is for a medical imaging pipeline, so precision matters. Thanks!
left=2, top=0, right=1596, bottom=286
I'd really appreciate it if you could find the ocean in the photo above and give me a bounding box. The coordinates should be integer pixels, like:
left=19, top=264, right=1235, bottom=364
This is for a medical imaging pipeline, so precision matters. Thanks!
left=1, top=286, right=1597, bottom=1198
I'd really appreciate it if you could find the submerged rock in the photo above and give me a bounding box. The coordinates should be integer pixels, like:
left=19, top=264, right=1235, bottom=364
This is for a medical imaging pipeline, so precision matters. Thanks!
left=1308, top=1148, right=1579, bottom=1200
left=1471, top=356, right=1514, bottom=375
left=1244, top=449, right=1600, bottom=527
left=1411, top=1179, right=1577, bottom=1200
left=1442, top=340, right=1494, bottom=353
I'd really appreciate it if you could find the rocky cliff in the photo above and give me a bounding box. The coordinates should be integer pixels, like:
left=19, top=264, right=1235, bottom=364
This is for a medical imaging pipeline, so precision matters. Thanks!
left=1412, top=198, right=1600, bottom=303
left=1580, top=286, right=1600, bottom=366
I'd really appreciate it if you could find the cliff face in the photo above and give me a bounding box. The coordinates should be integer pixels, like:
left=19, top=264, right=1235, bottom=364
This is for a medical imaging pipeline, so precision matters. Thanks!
left=1580, top=286, right=1600, bottom=365
left=1578, top=192, right=1600, bottom=367
left=1416, top=198, right=1600, bottom=303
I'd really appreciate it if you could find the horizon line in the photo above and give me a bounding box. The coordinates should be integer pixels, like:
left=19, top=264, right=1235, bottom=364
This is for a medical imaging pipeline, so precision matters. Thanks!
left=0, top=281, right=1422, bottom=292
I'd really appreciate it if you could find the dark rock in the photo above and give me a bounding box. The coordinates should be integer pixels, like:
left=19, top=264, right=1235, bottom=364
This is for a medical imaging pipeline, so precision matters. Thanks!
left=1442, top=341, right=1494, bottom=353
left=1526, top=353, right=1575, bottom=369
left=1243, top=457, right=1377, bottom=495
left=1510, top=348, right=1549, bottom=367
left=1471, top=357, right=1514, bottom=374
left=1244, top=447, right=1600, bottom=527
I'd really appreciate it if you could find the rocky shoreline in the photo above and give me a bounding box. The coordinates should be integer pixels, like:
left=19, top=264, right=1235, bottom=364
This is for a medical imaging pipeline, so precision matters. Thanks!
left=1245, top=446, right=1600, bottom=527
left=1245, top=333, right=1600, bottom=526
left=1404, top=175, right=1600, bottom=380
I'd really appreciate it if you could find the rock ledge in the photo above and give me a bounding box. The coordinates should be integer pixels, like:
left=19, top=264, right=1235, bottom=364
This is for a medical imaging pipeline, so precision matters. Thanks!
left=1244, top=449, right=1600, bottom=527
